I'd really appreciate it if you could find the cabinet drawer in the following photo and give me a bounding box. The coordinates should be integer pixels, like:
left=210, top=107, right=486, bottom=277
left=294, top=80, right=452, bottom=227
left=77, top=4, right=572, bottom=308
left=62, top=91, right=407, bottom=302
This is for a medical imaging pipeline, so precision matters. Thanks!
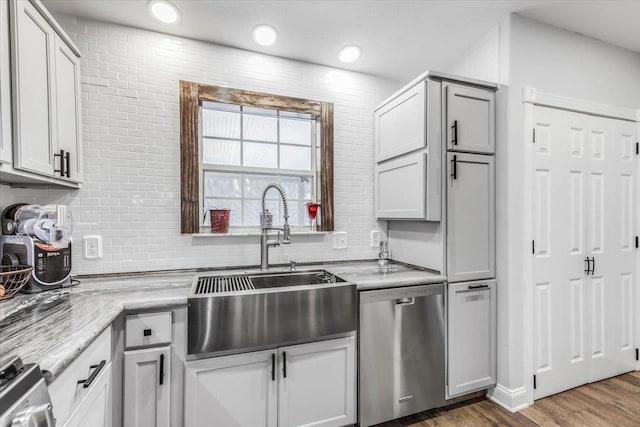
left=49, top=326, right=112, bottom=424
left=125, top=312, right=172, bottom=348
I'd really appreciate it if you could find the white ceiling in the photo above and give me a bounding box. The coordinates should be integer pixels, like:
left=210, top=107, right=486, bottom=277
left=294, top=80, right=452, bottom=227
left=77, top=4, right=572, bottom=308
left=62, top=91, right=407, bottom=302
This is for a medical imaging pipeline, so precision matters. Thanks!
left=42, top=0, right=640, bottom=82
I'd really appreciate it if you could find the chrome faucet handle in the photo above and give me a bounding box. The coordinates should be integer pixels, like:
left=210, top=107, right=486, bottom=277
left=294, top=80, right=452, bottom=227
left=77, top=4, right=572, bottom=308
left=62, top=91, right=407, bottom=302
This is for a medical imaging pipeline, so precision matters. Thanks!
left=281, top=220, right=291, bottom=244
left=289, top=260, right=297, bottom=271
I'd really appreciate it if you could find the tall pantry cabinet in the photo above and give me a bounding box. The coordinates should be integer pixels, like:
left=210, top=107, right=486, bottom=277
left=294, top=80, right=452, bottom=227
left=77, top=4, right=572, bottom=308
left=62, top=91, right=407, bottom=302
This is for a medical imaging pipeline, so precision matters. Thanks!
left=375, top=71, right=497, bottom=399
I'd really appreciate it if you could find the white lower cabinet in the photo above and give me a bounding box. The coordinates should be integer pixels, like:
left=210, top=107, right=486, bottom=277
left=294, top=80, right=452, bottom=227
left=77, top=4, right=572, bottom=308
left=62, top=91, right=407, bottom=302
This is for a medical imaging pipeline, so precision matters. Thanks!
left=447, top=280, right=496, bottom=398
left=63, top=362, right=112, bottom=427
left=185, top=349, right=278, bottom=427
left=278, top=337, right=356, bottom=427
left=123, top=347, right=171, bottom=427
left=184, top=336, right=356, bottom=427
left=49, top=327, right=113, bottom=427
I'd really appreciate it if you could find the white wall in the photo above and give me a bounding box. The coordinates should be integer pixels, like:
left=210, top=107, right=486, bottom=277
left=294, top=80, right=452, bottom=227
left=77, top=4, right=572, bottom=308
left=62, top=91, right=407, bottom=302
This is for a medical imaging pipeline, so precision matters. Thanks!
left=0, top=15, right=399, bottom=275
left=446, top=13, right=640, bottom=411
left=446, top=24, right=501, bottom=84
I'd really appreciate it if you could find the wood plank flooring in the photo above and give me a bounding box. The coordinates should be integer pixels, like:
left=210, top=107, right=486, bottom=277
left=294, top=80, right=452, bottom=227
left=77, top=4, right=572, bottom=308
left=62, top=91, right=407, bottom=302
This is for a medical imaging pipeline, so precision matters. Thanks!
left=376, top=371, right=640, bottom=426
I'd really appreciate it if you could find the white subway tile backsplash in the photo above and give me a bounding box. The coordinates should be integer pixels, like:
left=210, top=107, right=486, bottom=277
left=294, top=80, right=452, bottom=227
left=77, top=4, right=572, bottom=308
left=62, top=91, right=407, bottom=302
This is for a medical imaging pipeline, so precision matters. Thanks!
left=0, top=14, right=398, bottom=275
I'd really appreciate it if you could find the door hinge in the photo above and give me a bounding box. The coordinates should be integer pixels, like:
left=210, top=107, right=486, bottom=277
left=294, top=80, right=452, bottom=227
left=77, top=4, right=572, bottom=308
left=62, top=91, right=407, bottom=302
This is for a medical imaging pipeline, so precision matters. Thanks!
left=636, top=142, right=639, bottom=155
left=533, top=375, right=537, bottom=389
left=636, top=348, right=639, bottom=361
left=533, top=128, right=536, bottom=143
left=532, top=240, right=535, bottom=254
left=636, top=236, right=639, bottom=249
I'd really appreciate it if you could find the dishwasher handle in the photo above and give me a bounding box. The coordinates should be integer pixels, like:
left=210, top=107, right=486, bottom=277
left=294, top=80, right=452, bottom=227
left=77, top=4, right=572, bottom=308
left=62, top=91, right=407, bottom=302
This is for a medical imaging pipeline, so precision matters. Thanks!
left=395, top=297, right=415, bottom=306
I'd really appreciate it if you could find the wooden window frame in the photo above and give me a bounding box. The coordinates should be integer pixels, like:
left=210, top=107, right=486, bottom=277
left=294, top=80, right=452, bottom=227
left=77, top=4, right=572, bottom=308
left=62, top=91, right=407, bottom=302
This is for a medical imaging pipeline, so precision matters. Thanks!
left=180, top=80, right=334, bottom=234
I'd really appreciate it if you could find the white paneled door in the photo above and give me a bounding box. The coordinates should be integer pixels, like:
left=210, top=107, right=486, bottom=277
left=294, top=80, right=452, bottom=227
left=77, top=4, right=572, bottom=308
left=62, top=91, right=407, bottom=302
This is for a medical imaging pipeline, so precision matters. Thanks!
left=532, top=106, right=637, bottom=399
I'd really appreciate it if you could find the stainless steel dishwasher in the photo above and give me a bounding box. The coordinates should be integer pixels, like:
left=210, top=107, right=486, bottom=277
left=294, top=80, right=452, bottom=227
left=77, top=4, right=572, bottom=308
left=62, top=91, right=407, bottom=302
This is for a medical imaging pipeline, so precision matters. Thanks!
left=359, top=283, right=446, bottom=427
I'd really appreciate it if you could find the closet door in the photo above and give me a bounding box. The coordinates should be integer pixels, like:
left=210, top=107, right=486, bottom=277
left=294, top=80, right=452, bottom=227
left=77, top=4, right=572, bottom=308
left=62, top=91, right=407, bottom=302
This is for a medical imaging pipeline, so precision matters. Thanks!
left=532, top=106, right=590, bottom=399
left=532, top=106, right=637, bottom=399
left=586, top=117, right=637, bottom=382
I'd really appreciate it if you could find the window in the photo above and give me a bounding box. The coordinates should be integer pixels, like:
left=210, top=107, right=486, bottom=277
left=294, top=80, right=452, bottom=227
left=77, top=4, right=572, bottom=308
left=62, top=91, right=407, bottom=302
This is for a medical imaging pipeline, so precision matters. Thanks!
left=201, top=102, right=318, bottom=228
left=180, top=81, right=334, bottom=234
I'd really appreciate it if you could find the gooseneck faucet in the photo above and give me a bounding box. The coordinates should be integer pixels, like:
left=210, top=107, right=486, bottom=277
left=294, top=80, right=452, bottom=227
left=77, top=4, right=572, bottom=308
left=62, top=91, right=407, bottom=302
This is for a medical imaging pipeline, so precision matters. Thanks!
left=260, top=183, right=291, bottom=270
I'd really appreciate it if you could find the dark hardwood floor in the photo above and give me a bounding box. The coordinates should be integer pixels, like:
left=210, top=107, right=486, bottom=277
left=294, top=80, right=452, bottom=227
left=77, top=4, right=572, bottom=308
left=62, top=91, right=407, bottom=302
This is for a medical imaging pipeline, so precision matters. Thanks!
left=376, top=371, right=640, bottom=426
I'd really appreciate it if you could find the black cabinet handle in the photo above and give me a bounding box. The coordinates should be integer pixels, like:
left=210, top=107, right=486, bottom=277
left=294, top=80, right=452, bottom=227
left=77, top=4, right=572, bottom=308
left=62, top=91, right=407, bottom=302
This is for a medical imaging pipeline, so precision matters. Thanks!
left=271, top=353, right=275, bottom=381
left=159, top=354, right=165, bottom=385
left=468, top=284, right=489, bottom=290
left=282, top=351, right=287, bottom=378
left=584, top=257, right=590, bottom=275
left=451, top=155, right=457, bottom=180
left=65, top=152, right=71, bottom=178
left=77, top=360, right=105, bottom=389
left=143, top=329, right=152, bottom=337
left=54, top=150, right=65, bottom=177
left=591, top=257, right=595, bottom=275
left=451, top=120, right=458, bottom=146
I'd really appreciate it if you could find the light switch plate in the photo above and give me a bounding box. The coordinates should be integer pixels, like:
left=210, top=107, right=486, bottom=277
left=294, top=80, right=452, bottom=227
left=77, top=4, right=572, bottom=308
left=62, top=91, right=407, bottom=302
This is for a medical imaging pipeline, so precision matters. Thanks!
left=370, top=230, right=381, bottom=247
left=332, top=232, right=347, bottom=249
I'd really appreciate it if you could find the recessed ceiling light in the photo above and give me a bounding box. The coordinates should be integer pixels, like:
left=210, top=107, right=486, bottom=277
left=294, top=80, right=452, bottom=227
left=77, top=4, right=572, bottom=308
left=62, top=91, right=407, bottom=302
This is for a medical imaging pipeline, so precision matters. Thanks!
left=252, top=25, right=278, bottom=47
left=338, top=45, right=361, bottom=63
left=148, top=0, right=180, bottom=24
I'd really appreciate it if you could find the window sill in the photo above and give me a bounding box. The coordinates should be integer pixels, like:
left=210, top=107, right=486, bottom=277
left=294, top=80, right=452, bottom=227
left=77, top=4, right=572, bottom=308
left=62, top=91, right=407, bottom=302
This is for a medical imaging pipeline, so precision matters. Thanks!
left=192, top=230, right=329, bottom=238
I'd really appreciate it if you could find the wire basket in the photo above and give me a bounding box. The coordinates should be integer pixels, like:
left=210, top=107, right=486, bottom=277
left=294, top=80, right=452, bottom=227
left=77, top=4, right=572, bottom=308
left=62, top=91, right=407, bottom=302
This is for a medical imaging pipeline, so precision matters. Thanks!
left=0, top=265, right=34, bottom=301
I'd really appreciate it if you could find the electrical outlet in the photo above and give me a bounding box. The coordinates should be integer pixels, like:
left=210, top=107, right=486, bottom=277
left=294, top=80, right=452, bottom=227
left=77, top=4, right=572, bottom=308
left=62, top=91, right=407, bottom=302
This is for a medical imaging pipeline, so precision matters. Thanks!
left=332, top=232, right=347, bottom=249
left=83, top=235, right=103, bottom=260
left=370, top=230, right=381, bottom=247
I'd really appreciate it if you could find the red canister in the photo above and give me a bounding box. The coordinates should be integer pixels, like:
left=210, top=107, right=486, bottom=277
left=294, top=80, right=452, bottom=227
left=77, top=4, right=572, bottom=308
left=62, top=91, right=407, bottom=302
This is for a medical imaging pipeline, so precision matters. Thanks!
left=209, top=209, right=231, bottom=233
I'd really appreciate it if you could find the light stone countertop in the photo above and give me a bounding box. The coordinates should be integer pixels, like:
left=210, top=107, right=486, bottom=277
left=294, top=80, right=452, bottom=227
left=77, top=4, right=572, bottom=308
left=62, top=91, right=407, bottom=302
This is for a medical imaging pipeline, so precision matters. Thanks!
left=0, top=260, right=445, bottom=383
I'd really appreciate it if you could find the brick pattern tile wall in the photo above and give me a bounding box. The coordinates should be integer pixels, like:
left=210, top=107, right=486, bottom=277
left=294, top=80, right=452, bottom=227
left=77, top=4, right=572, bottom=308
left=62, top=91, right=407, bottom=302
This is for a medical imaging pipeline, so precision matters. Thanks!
left=0, top=15, right=398, bottom=275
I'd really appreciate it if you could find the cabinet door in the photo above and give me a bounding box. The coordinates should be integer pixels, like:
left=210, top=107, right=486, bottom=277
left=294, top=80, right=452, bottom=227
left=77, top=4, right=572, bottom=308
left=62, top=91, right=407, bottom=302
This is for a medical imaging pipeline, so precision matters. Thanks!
left=278, top=336, right=356, bottom=427
left=123, top=347, right=170, bottom=427
left=375, top=82, right=426, bottom=162
left=53, top=34, right=82, bottom=182
left=184, top=350, right=277, bottom=427
left=10, top=0, right=55, bottom=176
left=376, top=151, right=427, bottom=219
left=446, top=84, right=495, bottom=154
left=0, top=0, right=11, bottom=165
left=446, top=152, right=495, bottom=282
left=447, top=280, right=496, bottom=398
left=63, top=362, right=112, bottom=427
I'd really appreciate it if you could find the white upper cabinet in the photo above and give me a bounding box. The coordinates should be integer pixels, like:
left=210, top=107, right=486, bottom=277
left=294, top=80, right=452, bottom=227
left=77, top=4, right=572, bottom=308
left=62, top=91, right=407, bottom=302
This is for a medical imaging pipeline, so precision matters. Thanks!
left=446, top=152, right=495, bottom=282
left=376, top=152, right=427, bottom=219
left=375, top=82, right=426, bottom=162
left=53, top=33, right=82, bottom=182
left=10, top=0, right=55, bottom=176
left=374, top=78, right=442, bottom=221
left=445, top=84, right=495, bottom=154
left=0, top=0, right=11, bottom=165
left=5, top=0, right=82, bottom=186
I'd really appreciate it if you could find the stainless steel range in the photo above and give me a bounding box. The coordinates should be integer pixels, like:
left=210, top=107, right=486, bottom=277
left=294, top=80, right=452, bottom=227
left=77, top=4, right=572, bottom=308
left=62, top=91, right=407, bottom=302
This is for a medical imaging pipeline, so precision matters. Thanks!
left=0, top=356, right=54, bottom=427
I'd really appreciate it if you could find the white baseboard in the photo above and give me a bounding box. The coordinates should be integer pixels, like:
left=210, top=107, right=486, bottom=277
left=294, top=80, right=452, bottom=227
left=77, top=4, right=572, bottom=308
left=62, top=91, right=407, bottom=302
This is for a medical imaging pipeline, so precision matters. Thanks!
left=487, top=384, right=530, bottom=413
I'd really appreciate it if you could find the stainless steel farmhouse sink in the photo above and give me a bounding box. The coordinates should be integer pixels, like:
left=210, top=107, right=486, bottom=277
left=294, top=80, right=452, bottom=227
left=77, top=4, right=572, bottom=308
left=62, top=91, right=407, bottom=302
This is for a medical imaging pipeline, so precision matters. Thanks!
left=187, top=270, right=356, bottom=356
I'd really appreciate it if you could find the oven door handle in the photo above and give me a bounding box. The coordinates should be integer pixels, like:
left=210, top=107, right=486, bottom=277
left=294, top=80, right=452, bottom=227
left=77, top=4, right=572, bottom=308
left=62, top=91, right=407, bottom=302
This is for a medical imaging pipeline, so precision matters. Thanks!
left=10, top=403, right=55, bottom=427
